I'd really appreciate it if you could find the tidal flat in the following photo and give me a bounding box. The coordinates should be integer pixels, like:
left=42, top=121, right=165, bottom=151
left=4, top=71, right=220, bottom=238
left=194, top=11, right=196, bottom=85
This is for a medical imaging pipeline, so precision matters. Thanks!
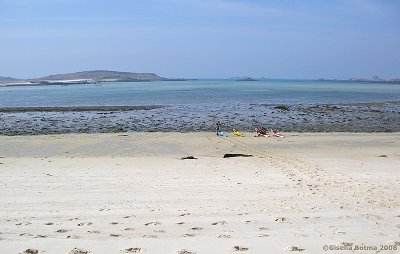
left=0, top=101, right=399, bottom=135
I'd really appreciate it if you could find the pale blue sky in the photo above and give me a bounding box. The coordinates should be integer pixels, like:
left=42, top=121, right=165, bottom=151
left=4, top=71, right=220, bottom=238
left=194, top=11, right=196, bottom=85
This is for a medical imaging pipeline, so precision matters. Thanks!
left=1, top=0, right=399, bottom=79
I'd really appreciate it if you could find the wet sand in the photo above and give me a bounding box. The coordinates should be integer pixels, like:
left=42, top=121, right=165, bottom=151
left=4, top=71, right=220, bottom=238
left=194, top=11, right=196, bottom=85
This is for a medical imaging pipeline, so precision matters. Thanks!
left=0, top=132, right=399, bottom=253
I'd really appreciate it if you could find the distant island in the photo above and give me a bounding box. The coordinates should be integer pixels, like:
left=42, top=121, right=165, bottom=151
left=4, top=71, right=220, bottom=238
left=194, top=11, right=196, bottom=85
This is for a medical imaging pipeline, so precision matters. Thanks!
left=0, top=76, right=19, bottom=82
left=231, top=76, right=258, bottom=81
left=0, top=70, right=185, bottom=86
left=2, top=72, right=400, bottom=86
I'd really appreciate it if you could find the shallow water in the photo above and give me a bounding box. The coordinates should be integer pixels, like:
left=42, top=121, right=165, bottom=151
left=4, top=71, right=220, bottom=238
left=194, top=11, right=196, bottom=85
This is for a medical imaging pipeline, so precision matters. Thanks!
left=1, top=80, right=400, bottom=134
left=1, top=79, right=400, bottom=107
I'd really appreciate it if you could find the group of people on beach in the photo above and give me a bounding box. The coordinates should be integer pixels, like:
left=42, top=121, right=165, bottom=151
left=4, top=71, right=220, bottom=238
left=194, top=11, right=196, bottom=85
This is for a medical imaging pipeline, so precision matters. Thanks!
left=216, top=121, right=283, bottom=138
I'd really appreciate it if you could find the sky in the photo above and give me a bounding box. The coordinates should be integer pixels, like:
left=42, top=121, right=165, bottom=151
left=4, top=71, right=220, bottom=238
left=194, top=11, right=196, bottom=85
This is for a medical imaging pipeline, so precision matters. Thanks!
left=0, top=0, right=399, bottom=79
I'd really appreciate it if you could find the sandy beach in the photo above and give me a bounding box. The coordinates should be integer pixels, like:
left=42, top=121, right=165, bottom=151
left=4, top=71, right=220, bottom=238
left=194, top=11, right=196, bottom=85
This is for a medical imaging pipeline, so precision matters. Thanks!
left=0, top=132, right=399, bottom=254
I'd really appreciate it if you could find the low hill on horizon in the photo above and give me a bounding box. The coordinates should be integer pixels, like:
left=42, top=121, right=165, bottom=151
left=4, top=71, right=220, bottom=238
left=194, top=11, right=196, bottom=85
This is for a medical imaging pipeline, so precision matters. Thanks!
left=0, top=76, right=19, bottom=82
left=35, top=70, right=168, bottom=82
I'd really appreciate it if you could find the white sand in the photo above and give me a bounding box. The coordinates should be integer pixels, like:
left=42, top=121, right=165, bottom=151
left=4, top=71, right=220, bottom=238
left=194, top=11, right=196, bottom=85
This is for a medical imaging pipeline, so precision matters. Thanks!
left=0, top=132, right=399, bottom=254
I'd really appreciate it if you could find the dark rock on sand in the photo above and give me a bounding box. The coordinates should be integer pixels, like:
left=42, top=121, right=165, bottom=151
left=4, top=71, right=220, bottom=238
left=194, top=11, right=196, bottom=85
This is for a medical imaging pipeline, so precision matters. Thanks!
left=224, top=154, right=253, bottom=158
left=181, top=156, right=197, bottom=160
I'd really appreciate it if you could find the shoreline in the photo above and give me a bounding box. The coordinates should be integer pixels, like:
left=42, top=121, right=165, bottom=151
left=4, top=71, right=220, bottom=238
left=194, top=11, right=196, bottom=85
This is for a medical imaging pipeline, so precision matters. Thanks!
left=0, top=105, right=166, bottom=113
left=1, top=100, right=399, bottom=111
left=1, top=131, right=399, bottom=159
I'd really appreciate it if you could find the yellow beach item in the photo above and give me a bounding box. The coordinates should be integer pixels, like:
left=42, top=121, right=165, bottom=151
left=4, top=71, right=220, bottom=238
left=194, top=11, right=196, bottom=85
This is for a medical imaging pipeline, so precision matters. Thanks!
left=233, top=129, right=244, bottom=137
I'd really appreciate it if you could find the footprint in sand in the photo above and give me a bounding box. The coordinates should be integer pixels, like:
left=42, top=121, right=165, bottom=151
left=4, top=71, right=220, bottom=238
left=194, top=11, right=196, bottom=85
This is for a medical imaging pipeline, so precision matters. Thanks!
left=333, top=229, right=346, bottom=235
left=180, top=233, right=196, bottom=237
left=87, top=230, right=101, bottom=234
left=144, top=222, right=161, bottom=226
left=76, top=222, right=93, bottom=226
left=67, top=235, right=81, bottom=239
left=70, top=248, right=90, bottom=254
left=218, top=234, right=231, bottom=238
left=23, top=249, right=39, bottom=254
left=110, top=234, right=121, bottom=237
left=191, top=227, right=203, bottom=231
left=233, top=246, right=249, bottom=251
left=122, top=248, right=142, bottom=253
left=15, top=222, right=32, bottom=226
left=142, top=234, right=158, bottom=238
left=178, top=250, right=196, bottom=254
left=154, top=229, right=166, bottom=233
left=275, top=217, right=288, bottom=222
left=19, top=233, right=33, bottom=237
left=35, top=235, right=48, bottom=238
left=211, top=221, right=227, bottom=226
left=124, top=227, right=135, bottom=231
left=56, top=229, right=69, bottom=233
left=284, top=246, right=305, bottom=252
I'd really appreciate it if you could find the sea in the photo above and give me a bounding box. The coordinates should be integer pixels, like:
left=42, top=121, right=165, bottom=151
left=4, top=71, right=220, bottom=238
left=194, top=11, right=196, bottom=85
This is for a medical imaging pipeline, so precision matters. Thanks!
left=1, top=79, right=400, bottom=134
left=1, top=79, right=400, bottom=107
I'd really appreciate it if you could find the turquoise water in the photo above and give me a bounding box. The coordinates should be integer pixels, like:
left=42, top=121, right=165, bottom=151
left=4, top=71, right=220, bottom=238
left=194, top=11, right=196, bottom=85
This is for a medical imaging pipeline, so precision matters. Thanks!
left=0, top=79, right=399, bottom=107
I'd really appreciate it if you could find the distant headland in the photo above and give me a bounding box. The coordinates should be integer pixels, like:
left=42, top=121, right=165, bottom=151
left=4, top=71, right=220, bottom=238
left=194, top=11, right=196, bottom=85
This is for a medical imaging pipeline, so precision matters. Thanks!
left=0, top=70, right=185, bottom=86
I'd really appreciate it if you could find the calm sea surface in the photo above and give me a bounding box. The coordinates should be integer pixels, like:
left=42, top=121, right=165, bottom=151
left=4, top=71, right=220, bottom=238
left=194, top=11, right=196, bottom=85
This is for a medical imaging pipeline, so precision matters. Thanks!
left=0, top=79, right=399, bottom=107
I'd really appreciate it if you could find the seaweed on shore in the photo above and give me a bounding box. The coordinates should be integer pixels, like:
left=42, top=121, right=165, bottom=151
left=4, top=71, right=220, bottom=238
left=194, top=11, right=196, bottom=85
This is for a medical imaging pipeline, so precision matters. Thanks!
left=274, top=105, right=290, bottom=111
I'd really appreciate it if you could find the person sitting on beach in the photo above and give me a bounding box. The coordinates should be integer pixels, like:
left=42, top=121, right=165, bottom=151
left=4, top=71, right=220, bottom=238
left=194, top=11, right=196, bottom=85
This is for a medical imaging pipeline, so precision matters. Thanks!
left=255, top=127, right=268, bottom=137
